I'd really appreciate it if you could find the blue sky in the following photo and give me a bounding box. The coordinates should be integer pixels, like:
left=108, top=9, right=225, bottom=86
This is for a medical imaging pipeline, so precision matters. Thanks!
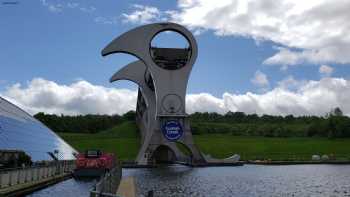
left=1, top=0, right=350, bottom=116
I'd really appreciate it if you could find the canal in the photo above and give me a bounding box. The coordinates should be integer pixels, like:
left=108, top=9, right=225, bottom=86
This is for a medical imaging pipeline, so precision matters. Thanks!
left=27, top=164, right=350, bottom=197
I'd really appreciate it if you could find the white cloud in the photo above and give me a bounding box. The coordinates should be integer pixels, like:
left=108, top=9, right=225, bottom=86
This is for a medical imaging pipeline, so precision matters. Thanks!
left=122, top=4, right=163, bottom=24
left=2, top=77, right=350, bottom=117
left=263, top=47, right=344, bottom=68
left=251, top=70, right=269, bottom=87
left=277, top=75, right=306, bottom=91
left=41, top=0, right=96, bottom=14
left=94, top=16, right=118, bottom=25
left=186, top=93, right=226, bottom=114
left=215, top=77, right=350, bottom=116
left=67, top=2, right=79, bottom=9
left=40, top=0, right=63, bottom=13
left=263, top=47, right=302, bottom=67
left=163, top=0, right=350, bottom=67
left=319, top=65, right=334, bottom=77
left=80, top=6, right=96, bottom=13
left=1, top=78, right=137, bottom=115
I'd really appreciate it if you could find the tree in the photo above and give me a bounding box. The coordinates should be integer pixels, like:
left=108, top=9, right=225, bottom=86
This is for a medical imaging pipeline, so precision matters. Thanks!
left=327, top=107, right=343, bottom=117
left=122, top=111, right=136, bottom=121
left=333, top=107, right=343, bottom=116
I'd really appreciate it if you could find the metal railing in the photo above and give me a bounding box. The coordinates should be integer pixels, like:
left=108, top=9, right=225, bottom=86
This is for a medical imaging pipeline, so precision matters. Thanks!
left=90, top=163, right=122, bottom=197
left=0, top=160, right=75, bottom=189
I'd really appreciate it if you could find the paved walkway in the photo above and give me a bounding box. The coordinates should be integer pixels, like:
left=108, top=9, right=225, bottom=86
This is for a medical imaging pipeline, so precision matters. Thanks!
left=117, top=176, right=136, bottom=197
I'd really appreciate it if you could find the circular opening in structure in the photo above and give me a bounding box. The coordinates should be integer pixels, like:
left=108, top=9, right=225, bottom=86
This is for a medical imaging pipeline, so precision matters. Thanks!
left=150, top=30, right=191, bottom=70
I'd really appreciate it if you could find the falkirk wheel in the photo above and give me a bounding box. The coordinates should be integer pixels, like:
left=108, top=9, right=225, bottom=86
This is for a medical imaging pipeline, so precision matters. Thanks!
left=102, top=22, right=206, bottom=165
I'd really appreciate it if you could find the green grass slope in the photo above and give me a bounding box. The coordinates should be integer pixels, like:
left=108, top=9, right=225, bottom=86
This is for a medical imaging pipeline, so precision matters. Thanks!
left=99, top=121, right=139, bottom=138
left=195, top=135, right=350, bottom=160
left=58, top=121, right=350, bottom=161
left=58, top=121, right=140, bottom=160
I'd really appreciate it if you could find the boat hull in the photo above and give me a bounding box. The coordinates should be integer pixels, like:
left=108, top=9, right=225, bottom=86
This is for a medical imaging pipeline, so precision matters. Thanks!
left=73, top=168, right=107, bottom=178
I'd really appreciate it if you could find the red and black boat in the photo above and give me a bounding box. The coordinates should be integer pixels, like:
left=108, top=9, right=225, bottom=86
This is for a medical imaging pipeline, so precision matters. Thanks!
left=73, top=150, right=116, bottom=178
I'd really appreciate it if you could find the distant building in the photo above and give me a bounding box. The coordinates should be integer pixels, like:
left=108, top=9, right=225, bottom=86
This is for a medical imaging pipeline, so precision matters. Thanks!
left=0, top=97, right=77, bottom=161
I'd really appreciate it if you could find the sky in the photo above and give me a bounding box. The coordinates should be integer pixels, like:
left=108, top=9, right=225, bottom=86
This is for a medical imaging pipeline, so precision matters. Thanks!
left=1, top=0, right=350, bottom=116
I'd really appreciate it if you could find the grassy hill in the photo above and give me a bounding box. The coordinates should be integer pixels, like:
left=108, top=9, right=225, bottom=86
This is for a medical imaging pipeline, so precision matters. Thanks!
left=58, top=121, right=350, bottom=161
left=58, top=121, right=140, bottom=160
left=195, top=135, right=350, bottom=161
left=99, top=121, right=139, bottom=138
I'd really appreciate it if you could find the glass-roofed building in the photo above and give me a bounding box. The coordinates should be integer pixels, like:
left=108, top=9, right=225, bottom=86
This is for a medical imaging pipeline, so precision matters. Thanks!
left=0, top=96, right=77, bottom=161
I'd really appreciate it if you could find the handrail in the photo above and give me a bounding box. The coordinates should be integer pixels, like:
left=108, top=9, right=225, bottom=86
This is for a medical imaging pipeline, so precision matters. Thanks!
left=0, top=160, right=75, bottom=189
left=90, top=162, right=122, bottom=197
left=0, top=160, right=75, bottom=173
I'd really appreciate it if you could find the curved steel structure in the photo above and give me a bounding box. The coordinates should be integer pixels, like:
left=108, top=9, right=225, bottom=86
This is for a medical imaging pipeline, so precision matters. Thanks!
left=103, top=22, right=206, bottom=165
left=0, top=96, right=77, bottom=161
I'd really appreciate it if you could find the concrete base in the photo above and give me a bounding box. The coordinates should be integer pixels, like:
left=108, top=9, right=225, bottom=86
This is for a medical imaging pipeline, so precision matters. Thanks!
left=135, top=119, right=207, bottom=166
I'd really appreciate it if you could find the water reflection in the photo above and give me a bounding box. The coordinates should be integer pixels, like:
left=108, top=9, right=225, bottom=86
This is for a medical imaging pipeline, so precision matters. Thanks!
left=28, top=165, right=350, bottom=197
left=26, top=178, right=96, bottom=197
left=124, top=165, right=350, bottom=197
left=0, top=96, right=77, bottom=161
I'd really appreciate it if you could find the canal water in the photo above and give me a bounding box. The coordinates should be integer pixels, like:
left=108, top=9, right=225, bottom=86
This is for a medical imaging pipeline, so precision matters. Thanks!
left=27, top=164, right=350, bottom=197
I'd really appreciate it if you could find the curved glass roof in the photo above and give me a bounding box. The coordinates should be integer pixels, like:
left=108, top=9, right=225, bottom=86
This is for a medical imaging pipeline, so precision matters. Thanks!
left=0, top=97, right=77, bottom=161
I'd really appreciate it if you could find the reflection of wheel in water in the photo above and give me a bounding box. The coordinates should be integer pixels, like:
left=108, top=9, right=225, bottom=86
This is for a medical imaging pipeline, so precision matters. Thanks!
left=150, top=30, right=192, bottom=70
left=162, top=94, right=183, bottom=113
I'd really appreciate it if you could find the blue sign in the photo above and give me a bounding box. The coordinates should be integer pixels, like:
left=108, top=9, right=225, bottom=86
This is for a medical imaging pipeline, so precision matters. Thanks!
left=162, top=120, right=183, bottom=141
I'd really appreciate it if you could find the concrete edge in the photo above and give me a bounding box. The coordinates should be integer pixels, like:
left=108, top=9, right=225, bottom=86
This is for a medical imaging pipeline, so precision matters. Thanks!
left=0, top=174, right=72, bottom=197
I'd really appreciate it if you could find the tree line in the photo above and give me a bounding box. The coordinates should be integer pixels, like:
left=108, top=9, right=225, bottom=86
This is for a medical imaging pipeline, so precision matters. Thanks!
left=190, top=108, right=350, bottom=138
left=34, top=111, right=135, bottom=134
left=34, top=107, right=350, bottom=138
